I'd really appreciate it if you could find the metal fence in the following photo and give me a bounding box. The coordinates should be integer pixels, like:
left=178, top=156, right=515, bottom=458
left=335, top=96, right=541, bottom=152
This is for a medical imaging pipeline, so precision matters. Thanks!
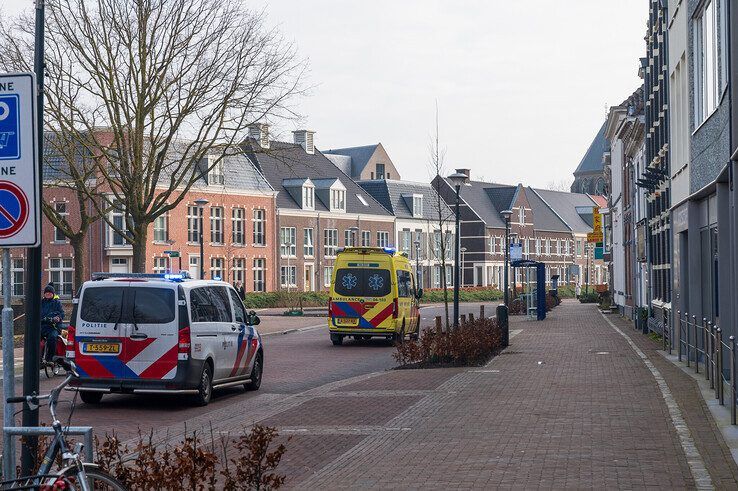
left=676, top=311, right=736, bottom=425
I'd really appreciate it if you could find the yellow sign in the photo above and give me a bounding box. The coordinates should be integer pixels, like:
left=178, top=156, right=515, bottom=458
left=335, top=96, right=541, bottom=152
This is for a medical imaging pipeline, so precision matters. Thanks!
left=587, top=232, right=603, bottom=243
left=592, top=206, right=602, bottom=234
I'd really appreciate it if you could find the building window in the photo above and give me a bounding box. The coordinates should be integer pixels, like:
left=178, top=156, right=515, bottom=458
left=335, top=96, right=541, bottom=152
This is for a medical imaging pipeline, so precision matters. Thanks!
left=330, top=189, right=346, bottom=211
left=535, top=238, right=541, bottom=255
left=109, top=202, right=128, bottom=246
left=444, top=231, right=454, bottom=260
left=187, top=206, right=202, bottom=243
left=323, top=266, right=333, bottom=288
left=153, top=215, right=168, bottom=243
left=556, top=239, right=561, bottom=255
left=344, top=229, right=356, bottom=247
left=432, top=231, right=442, bottom=259
left=302, top=185, right=314, bottom=209
left=253, top=258, right=265, bottom=292
left=53, top=202, right=67, bottom=242
left=304, top=228, right=314, bottom=257
left=153, top=257, right=167, bottom=274
left=189, top=255, right=200, bottom=278
left=210, top=257, right=224, bottom=280
left=210, top=207, right=224, bottom=244
left=232, top=208, right=245, bottom=245
left=253, top=209, right=266, bottom=245
left=694, top=0, right=725, bottom=124
left=445, top=265, right=453, bottom=286
left=413, top=196, right=423, bottom=217
left=48, top=257, right=73, bottom=297
left=545, top=239, right=551, bottom=255
left=4, top=257, right=25, bottom=296
left=280, top=227, right=296, bottom=257
left=376, top=163, right=385, bottom=179
left=361, top=230, right=371, bottom=247
left=377, top=231, right=390, bottom=248
left=324, top=229, right=338, bottom=257
left=208, top=159, right=225, bottom=185
left=576, top=239, right=583, bottom=257
left=518, top=207, right=525, bottom=224
left=232, top=258, right=245, bottom=285
left=433, top=266, right=441, bottom=288
left=280, top=266, right=296, bottom=288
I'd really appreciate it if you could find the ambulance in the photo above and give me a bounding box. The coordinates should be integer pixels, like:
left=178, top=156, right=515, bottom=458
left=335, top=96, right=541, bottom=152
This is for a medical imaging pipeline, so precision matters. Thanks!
left=328, top=247, right=422, bottom=345
left=68, top=272, right=263, bottom=406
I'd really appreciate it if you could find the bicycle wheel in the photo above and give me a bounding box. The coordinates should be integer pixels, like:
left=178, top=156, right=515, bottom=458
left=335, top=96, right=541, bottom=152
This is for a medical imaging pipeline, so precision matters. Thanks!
left=56, top=466, right=126, bottom=490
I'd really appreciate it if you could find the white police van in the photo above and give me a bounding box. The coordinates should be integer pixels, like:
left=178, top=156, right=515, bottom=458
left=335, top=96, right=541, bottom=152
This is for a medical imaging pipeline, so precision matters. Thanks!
left=67, top=272, right=263, bottom=406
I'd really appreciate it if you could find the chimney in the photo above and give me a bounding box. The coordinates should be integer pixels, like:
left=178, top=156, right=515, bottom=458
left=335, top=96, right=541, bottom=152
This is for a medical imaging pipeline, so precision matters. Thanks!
left=248, top=123, right=269, bottom=149
left=456, top=168, right=471, bottom=179
left=293, top=130, right=315, bottom=154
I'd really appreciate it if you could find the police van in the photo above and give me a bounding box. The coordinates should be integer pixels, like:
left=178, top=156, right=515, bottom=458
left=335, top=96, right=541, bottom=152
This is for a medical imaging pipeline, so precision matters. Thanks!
left=67, top=272, right=263, bottom=406
left=328, top=247, right=422, bottom=345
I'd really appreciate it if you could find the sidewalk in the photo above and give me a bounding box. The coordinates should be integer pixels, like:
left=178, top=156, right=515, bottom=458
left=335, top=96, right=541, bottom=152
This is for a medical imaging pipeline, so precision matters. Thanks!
left=255, top=300, right=738, bottom=488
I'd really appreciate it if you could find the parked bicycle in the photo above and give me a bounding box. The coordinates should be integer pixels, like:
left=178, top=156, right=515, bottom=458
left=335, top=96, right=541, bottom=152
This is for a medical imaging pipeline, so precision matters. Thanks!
left=2, top=359, right=125, bottom=490
left=40, top=317, right=68, bottom=379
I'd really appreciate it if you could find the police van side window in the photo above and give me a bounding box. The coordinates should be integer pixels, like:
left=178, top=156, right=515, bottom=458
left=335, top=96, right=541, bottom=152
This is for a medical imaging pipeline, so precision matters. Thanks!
left=131, top=288, right=175, bottom=324
left=190, top=287, right=217, bottom=323
left=228, top=288, right=246, bottom=323
left=209, top=286, right=233, bottom=323
left=81, top=287, right=124, bottom=323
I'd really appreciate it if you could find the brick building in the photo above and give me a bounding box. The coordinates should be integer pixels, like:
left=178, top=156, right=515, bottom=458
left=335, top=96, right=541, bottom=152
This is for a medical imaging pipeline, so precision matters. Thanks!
left=244, top=126, right=395, bottom=292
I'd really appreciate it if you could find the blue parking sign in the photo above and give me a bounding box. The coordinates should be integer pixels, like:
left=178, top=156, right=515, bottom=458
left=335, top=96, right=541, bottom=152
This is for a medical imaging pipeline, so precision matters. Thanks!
left=0, top=94, right=20, bottom=160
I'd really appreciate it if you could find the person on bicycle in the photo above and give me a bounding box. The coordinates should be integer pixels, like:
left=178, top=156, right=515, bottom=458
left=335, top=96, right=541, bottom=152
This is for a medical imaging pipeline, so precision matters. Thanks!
left=41, top=284, right=64, bottom=362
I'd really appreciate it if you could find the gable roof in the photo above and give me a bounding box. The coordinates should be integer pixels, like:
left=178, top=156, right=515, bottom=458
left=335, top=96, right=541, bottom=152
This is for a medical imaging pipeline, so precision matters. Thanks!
left=244, top=140, right=390, bottom=216
left=529, top=188, right=598, bottom=233
left=453, top=179, right=515, bottom=228
left=358, top=179, right=454, bottom=221
left=573, top=122, right=608, bottom=175
left=322, top=144, right=378, bottom=177
left=525, top=188, right=570, bottom=232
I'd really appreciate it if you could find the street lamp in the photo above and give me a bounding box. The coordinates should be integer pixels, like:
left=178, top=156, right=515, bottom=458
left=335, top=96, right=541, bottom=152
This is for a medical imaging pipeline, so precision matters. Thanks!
left=414, top=239, right=421, bottom=288
left=501, top=209, right=512, bottom=307
left=195, top=198, right=209, bottom=279
left=448, top=171, right=469, bottom=327
left=460, top=247, right=467, bottom=287
left=348, top=226, right=359, bottom=247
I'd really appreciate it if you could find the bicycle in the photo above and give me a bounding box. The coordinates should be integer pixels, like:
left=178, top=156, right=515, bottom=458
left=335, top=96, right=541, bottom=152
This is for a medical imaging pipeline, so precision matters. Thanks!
left=40, top=317, right=67, bottom=379
left=3, top=359, right=126, bottom=490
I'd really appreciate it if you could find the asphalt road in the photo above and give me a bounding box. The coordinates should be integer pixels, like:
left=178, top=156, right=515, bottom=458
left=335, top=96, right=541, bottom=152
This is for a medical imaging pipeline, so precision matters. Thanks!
left=1, top=302, right=492, bottom=442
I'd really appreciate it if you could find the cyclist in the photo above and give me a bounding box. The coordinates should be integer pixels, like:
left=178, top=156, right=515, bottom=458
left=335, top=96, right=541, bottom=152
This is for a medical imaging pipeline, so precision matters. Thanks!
left=41, top=284, right=64, bottom=362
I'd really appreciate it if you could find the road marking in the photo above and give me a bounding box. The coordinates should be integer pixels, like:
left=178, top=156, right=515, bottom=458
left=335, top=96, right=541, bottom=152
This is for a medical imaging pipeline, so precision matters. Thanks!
left=261, top=323, right=326, bottom=337
left=599, top=312, right=713, bottom=490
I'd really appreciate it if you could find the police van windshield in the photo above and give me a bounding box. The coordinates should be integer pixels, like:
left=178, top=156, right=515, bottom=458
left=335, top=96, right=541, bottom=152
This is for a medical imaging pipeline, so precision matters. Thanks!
left=334, top=268, right=391, bottom=297
left=81, top=287, right=175, bottom=324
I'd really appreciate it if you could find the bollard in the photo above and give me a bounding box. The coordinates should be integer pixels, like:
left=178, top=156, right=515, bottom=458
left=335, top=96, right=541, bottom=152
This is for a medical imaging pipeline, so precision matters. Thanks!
left=717, top=328, right=722, bottom=406
left=693, top=315, right=699, bottom=374
left=706, top=320, right=712, bottom=383
left=686, top=313, right=690, bottom=367
left=480, top=305, right=485, bottom=319
left=730, top=336, right=736, bottom=425
left=677, top=311, right=682, bottom=362
left=460, top=314, right=466, bottom=325
left=497, top=304, right=509, bottom=348
left=468, top=313, right=475, bottom=323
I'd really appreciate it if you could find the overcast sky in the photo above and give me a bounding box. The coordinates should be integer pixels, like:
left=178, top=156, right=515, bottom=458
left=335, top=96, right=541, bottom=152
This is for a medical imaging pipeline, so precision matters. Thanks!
left=2, top=0, right=647, bottom=188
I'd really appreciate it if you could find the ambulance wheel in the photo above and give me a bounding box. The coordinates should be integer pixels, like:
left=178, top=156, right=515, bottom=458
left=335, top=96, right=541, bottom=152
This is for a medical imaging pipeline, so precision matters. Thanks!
left=393, top=323, right=406, bottom=345
left=244, top=351, right=263, bottom=391
left=80, top=391, right=104, bottom=404
left=331, top=333, right=343, bottom=346
left=193, top=363, right=213, bottom=406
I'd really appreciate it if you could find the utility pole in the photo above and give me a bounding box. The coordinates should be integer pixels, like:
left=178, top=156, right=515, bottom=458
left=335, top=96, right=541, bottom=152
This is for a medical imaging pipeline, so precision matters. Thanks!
left=21, top=0, right=45, bottom=475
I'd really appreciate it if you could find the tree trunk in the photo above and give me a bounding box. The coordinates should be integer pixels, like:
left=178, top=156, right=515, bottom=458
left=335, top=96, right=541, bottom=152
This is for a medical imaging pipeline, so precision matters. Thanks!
left=70, top=235, right=86, bottom=294
left=131, top=225, right=149, bottom=273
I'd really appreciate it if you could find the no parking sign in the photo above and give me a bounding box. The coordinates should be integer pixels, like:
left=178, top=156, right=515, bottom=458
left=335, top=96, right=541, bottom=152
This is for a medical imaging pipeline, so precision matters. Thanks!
left=0, top=73, right=39, bottom=247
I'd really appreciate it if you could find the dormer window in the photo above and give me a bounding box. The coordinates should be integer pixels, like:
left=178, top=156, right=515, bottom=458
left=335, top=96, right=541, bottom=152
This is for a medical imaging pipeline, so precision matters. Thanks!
left=331, top=189, right=346, bottom=211
left=209, top=160, right=225, bottom=185
left=376, top=163, right=385, bottom=179
left=302, top=185, right=315, bottom=210
left=412, top=195, right=423, bottom=218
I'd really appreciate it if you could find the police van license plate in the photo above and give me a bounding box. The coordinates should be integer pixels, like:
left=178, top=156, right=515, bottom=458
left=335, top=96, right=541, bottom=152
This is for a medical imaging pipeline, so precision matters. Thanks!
left=335, top=318, right=358, bottom=326
left=84, top=343, right=120, bottom=354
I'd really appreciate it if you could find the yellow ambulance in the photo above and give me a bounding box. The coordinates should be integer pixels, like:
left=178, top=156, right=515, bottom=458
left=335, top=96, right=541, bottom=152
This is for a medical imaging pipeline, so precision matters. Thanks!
left=328, top=247, right=422, bottom=345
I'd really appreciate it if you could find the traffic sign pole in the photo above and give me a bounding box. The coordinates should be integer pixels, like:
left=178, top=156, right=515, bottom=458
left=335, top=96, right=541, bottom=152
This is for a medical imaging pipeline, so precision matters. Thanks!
left=21, top=0, right=45, bottom=475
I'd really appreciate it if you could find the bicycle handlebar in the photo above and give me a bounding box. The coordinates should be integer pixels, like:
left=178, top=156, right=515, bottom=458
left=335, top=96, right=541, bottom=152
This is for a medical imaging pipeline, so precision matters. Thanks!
left=6, top=396, right=29, bottom=403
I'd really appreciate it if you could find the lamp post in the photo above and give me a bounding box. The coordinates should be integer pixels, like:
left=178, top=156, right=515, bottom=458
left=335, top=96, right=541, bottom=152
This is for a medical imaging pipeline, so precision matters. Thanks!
left=349, top=226, right=359, bottom=247
left=414, top=239, right=421, bottom=288
left=501, top=210, right=512, bottom=307
left=195, top=198, right=209, bottom=279
left=448, top=171, right=469, bottom=327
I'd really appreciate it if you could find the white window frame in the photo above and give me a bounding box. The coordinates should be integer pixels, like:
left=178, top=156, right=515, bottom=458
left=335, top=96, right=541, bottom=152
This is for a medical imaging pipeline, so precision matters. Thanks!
left=280, top=227, right=296, bottom=257
left=302, top=185, right=315, bottom=210
left=53, top=202, right=68, bottom=242
left=232, top=257, right=245, bottom=284
left=153, top=257, right=167, bottom=274
left=210, top=207, right=224, bottom=244
left=253, top=209, right=266, bottom=245
left=280, top=265, right=297, bottom=288
left=694, top=0, right=721, bottom=125
left=330, top=189, right=346, bottom=212
left=187, top=206, right=201, bottom=243
left=518, top=207, right=525, bottom=224
left=324, top=229, right=338, bottom=257
left=361, top=230, right=371, bottom=247
left=323, top=266, right=334, bottom=288
left=344, top=229, right=355, bottom=247
left=210, top=257, right=224, bottom=280
left=232, top=208, right=245, bottom=245
left=153, top=214, right=168, bottom=243
left=48, top=257, right=73, bottom=297
left=208, top=159, right=225, bottom=185
left=413, top=195, right=423, bottom=218
left=253, top=258, right=266, bottom=291
left=377, top=231, right=390, bottom=248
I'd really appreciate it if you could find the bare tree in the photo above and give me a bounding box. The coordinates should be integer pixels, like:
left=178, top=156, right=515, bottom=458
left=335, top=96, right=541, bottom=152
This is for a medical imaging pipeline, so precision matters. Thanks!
left=1, top=0, right=305, bottom=272
left=545, top=178, right=573, bottom=192
left=427, top=102, right=454, bottom=330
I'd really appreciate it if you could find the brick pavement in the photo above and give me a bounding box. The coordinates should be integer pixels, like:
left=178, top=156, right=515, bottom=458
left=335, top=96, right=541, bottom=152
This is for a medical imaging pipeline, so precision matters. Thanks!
left=254, top=300, right=738, bottom=489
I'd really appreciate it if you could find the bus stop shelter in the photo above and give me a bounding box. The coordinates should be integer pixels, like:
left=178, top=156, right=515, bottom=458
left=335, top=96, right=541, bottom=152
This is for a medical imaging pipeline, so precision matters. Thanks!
left=511, top=259, right=546, bottom=320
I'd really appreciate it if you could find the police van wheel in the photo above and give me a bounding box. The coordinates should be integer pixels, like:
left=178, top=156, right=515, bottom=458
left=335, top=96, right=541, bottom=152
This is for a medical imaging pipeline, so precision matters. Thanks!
left=244, top=351, right=263, bottom=391
left=331, top=334, right=343, bottom=346
left=80, top=391, right=103, bottom=404
left=193, top=363, right=213, bottom=406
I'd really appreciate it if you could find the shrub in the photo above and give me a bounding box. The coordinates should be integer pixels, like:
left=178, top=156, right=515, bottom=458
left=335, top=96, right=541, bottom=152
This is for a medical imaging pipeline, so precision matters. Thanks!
left=243, top=291, right=329, bottom=309
left=421, top=287, right=503, bottom=304
left=545, top=293, right=557, bottom=311
left=509, top=298, right=526, bottom=316
left=394, top=316, right=502, bottom=368
left=578, top=292, right=599, bottom=304
left=95, top=424, right=288, bottom=490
